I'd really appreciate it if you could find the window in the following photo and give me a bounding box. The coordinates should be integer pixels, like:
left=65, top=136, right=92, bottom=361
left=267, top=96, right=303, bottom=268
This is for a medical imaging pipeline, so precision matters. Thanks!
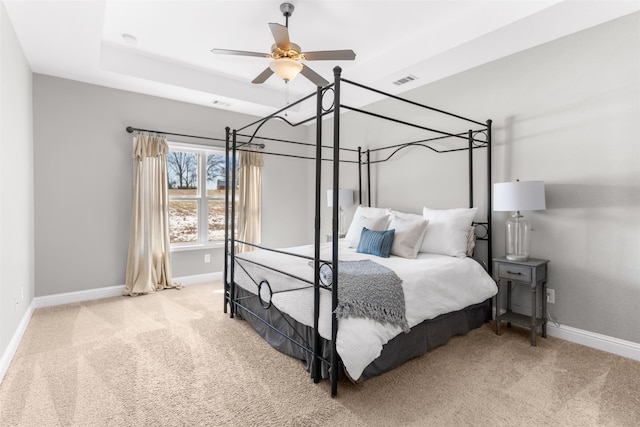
left=167, top=143, right=235, bottom=247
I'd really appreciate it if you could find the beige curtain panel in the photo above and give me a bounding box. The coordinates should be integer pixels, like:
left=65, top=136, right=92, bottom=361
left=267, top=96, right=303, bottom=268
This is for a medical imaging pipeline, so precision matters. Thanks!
left=237, top=147, right=264, bottom=253
left=124, top=134, right=179, bottom=295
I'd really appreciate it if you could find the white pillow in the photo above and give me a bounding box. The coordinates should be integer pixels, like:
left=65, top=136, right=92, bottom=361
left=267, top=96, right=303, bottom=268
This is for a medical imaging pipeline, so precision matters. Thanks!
left=466, top=226, right=476, bottom=257
left=421, top=207, right=478, bottom=257
left=345, top=206, right=390, bottom=246
left=388, top=209, right=423, bottom=222
left=387, top=214, right=429, bottom=259
left=347, top=215, right=390, bottom=248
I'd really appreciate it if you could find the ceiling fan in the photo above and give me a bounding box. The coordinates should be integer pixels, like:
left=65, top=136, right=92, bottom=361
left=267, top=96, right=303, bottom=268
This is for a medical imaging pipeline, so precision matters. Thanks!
left=211, top=2, right=356, bottom=87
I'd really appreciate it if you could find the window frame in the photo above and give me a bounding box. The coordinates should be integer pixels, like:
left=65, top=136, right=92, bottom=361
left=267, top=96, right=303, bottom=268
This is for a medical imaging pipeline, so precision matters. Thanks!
left=167, top=141, right=230, bottom=251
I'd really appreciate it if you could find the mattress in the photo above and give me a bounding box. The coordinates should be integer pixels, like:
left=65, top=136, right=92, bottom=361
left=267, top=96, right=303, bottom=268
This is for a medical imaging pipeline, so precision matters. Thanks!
left=231, top=240, right=497, bottom=380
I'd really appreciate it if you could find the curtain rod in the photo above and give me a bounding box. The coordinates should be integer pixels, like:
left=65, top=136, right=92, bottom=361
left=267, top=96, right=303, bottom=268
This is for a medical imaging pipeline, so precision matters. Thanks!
left=125, top=126, right=265, bottom=149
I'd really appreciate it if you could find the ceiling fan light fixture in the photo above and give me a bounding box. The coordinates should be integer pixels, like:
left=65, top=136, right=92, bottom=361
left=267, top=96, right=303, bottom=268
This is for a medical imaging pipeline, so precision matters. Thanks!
left=269, top=58, right=303, bottom=82
left=212, top=3, right=355, bottom=86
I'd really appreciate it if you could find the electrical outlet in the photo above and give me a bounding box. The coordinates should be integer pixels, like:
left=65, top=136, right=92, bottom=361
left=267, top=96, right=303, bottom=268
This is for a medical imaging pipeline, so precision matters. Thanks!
left=547, top=288, right=555, bottom=304
left=204, top=254, right=211, bottom=263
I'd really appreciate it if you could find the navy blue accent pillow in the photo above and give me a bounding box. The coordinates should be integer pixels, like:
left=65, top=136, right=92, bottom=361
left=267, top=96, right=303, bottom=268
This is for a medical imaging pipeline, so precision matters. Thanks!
left=356, top=227, right=395, bottom=258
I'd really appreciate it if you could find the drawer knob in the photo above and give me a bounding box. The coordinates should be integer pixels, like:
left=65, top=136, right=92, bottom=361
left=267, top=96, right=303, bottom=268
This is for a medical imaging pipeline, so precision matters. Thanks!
left=507, top=270, right=522, bottom=275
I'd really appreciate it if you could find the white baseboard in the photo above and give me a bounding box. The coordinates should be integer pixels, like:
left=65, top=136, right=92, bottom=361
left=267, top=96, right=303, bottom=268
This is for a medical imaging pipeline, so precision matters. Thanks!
left=547, top=323, right=640, bottom=362
left=174, top=272, right=222, bottom=286
left=34, top=285, right=125, bottom=308
left=33, top=272, right=222, bottom=308
left=492, top=308, right=640, bottom=362
left=0, top=301, right=35, bottom=384
left=0, top=272, right=222, bottom=384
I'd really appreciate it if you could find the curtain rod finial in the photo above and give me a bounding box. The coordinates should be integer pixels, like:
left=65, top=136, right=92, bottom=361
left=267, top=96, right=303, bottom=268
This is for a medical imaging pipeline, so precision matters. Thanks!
left=126, top=126, right=135, bottom=133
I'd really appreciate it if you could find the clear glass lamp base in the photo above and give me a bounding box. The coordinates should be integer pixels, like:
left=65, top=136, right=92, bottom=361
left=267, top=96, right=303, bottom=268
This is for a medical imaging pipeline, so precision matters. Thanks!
left=506, top=254, right=530, bottom=261
left=505, top=212, right=531, bottom=262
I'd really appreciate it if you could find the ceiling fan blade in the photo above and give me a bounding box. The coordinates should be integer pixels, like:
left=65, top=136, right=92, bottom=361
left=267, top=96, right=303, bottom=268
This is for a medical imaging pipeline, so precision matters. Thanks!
left=303, top=50, right=356, bottom=61
left=252, top=67, right=274, bottom=84
left=211, top=48, right=269, bottom=58
left=300, top=65, right=329, bottom=87
left=268, top=23, right=291, bottom=50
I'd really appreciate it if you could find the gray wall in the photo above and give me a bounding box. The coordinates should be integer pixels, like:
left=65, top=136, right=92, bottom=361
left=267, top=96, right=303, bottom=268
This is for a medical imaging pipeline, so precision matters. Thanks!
left=33, top=75, right=310, bottom=296
left=0, top=2, right=34, bottom=370
left=320, top=12, right=640, bottom=344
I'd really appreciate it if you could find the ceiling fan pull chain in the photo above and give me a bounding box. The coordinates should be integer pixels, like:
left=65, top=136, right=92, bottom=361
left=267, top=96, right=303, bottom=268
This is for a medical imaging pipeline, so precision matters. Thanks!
left=284, top=81, right=290, bottom=116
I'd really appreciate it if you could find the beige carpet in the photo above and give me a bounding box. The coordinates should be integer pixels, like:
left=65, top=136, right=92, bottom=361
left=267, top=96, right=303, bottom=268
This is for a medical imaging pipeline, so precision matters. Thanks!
left=1, top=282, right=638, bottom=426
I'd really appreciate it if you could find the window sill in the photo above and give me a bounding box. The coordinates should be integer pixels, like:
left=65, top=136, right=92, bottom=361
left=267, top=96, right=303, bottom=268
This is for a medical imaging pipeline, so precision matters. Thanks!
left=170, top=242, right=225, bottom=252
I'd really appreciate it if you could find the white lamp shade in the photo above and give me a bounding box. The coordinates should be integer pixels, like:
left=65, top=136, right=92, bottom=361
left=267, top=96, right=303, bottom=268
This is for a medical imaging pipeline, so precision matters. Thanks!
left=493, top=181, right=546, bottom=212
left=269, top=58, right=303, bottom=81
left=327, top=189, right=354, bottom=207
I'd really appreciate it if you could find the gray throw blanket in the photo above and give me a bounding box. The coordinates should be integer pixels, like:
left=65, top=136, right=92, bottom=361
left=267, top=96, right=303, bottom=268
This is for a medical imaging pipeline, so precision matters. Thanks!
left=332, top=260, right=410, bottom=333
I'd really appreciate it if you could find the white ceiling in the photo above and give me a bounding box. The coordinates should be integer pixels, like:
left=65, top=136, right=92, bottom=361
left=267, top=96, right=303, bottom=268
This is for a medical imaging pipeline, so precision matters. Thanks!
left=4, top=0, right=639, bottom=122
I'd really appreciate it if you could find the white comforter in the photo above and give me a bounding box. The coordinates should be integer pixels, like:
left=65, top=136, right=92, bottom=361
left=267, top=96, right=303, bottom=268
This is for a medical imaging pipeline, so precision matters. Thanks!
left=232, top=240, right=497, bottom=380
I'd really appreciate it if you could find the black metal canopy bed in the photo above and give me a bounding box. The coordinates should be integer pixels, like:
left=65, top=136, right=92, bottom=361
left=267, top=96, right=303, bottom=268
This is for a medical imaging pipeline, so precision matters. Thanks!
left=224, top=67, right=495, bottom=396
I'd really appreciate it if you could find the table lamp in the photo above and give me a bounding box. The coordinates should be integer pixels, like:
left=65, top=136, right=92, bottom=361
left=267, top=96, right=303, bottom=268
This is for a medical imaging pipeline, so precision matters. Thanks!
left=493, top=180, right=546, bottom=261
left=327, top=189, right=354, bottom=235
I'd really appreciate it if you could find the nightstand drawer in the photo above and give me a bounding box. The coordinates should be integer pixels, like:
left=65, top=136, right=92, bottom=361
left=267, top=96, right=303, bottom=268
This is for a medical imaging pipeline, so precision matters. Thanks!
left=497, top=263, right=532, bottom=283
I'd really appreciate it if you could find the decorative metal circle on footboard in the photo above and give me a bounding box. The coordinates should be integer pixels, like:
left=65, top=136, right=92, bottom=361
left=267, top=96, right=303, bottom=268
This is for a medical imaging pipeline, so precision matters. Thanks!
left=471, top=129, right=489, bottom=147
left=473, top=222, right=489, bottom=240
left=258, top=280, right=273, bottom=309
left=318, top=261, right=334, bottom=288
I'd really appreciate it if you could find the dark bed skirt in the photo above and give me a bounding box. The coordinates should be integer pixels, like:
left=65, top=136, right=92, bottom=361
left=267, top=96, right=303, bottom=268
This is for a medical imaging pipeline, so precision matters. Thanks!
left=232, top=286, right=491, bottom=381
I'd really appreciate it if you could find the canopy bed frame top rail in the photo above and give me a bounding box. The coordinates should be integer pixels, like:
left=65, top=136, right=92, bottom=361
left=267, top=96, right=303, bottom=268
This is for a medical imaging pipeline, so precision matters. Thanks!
left=224, top=66, right=492, bottom=396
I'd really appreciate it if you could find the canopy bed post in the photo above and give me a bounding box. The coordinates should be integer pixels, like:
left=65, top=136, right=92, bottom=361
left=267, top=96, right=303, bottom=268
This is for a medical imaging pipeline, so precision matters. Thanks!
left=468, top=129, right=474, bottom=208
left=224, top=127, right=231, bottom=314
left=366, top=149, right=371, bottom=207
left=486, top=119, right=493, bottom=275
left=358, top=146, right=363, bottom=205
left=312, top=85, right=324, bottom=383
left=229, top=130, right=238, bottom=318
left=330, top=66, right=342, bottom=397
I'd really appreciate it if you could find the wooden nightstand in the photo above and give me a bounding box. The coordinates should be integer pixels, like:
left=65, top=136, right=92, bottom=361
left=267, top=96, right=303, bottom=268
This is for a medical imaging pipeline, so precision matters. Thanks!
left=493, top=257, right=549, bottom=346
